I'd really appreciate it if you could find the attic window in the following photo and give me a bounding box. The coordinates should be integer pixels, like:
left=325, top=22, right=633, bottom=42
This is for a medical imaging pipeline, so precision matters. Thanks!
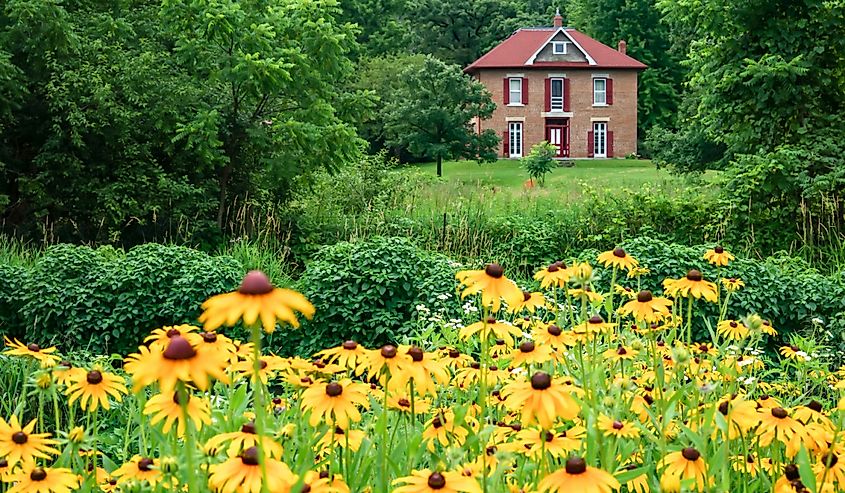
left=552, top=41, right=568, bottom=55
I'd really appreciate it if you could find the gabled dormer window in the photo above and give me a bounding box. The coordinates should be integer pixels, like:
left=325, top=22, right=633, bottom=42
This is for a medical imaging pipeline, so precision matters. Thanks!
left=552, top=41, right=568, bottom=55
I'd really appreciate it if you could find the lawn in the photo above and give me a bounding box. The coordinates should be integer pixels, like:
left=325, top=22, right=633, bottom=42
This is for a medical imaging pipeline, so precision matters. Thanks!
left=400, top=158, right=716, bottom=214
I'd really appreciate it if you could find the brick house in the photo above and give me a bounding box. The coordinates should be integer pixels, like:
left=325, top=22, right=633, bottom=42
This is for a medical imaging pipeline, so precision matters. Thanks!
left=465, top=11, right=646, bottom=159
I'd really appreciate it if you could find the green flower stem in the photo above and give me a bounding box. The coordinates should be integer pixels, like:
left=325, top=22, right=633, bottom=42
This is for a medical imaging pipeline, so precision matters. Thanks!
left=177, top=383, right=199, bottom=493
left=250, top=323, right=270, bottom=493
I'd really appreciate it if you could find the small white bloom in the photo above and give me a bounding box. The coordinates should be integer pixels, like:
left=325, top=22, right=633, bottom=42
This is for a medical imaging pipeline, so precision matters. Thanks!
left=437, top=293, right=450, bottom=300
left=737, top=358, right=755, bottom=368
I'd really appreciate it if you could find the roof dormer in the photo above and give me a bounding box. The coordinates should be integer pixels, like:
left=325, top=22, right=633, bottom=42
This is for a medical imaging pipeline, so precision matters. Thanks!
left=526, top=28, right=596, bottom=66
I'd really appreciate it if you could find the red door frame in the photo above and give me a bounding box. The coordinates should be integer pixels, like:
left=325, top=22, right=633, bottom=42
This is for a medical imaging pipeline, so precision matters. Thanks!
left=545, top=119, right=570, bottom=157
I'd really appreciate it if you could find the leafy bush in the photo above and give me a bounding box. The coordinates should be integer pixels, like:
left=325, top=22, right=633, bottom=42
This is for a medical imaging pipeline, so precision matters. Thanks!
left=294, top=236, right=458, bottom=354
left=521, top=141, right=557, bottom=185
left=5, top=244, right=244, bottom=353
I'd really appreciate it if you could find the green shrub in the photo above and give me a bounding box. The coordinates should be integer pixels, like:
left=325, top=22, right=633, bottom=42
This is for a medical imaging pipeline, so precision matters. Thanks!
left=8, top=244, right=244, bottom=353
left=294, top=236, right=458, bottom=355
left=522, top=142, right=557, bottom=186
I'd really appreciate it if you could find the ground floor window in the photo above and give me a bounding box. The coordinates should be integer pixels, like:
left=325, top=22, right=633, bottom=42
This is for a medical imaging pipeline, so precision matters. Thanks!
left=509, top=122, right=523, bottom=158
left=593, top=122, right=607, bottom=158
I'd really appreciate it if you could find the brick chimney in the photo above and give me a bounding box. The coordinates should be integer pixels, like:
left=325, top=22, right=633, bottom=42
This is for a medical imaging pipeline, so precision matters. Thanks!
left=553, top=8, right=563, bottom=28
left=618, top=40, right=627, bottom=55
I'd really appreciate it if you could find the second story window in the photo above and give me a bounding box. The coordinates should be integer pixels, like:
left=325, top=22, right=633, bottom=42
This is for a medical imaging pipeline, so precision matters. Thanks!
left=552, top=41, right=568, bottom=54
left=550, top=78, right=564, bottom=111
left=593, top=78, right=607, bottom=105
left=509, top=78, right=523, bottom=105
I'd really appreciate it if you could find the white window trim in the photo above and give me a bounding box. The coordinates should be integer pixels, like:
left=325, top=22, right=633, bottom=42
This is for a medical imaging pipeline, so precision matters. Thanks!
left=593, top=122, right=607, bottom=158
left=508, top=77, right=523, bottom=106
left=593, top=78, right=607, bottom=106
left=508, top=121, right=523, bottom=158
left=549, top=77, right=565, bottom=111
left=590, top=117, right=610, bottom=122
left=552, top=41, right=567, bottom=54
left=505, top=117, right=526, bottom=122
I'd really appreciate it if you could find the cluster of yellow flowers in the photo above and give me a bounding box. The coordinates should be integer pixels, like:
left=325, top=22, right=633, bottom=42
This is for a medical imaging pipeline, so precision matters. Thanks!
left=0, top=247, right=843, bottom=493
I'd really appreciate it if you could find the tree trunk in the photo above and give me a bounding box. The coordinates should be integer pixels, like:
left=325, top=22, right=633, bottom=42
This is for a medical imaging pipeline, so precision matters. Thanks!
left=216, top=163, right=234, bottom=230
left=436, top=156, right=442, bottom=177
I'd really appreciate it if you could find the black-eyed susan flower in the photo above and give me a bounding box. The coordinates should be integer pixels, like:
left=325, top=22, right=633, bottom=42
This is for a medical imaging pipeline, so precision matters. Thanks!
left=7, top=466, right=78, bottom=493
left=717, top=320, right=749, bottom=341
left=460, top=318, right=522, bottom=346
left=65, top=368, right=127, bottom=412
left=393, top=346, right=449, bottom=396
left=317, top=426, right=366, bottom=453
left=568, top=287, right=603, bottom=304
left=205, top=422, right=284, bottom=458
left=597, top=247, right=638, bottom=271
left=780, top=345, right=809, bottom=362
left=232, top=354, right=287, bottom=384
left=533, top=261, right=572, bottom=289
left=793, top=400, right=829, bottom=425
left=144, top=325, right=202, bottom=350
left=393, top=469, right=481, bottom=493
left=772, top=464, right=803, bottom=493
left=388, top=394, right=431, bottom=415
left=316, top=341, right=368, bottom=374
left=510, top=426, right=585, bottom=458
left=507, top=341, right=554, bottom=367
left=199, top=270, right=315, bottom=333
left=300, top=470, right=350, bottom=493
left=3, top=338, right=60, bottom=365
left=0, top=416, right=59, bottom=468
left=532, top=323, right=568, bottom=347
left=721, top=277, right=745, bottom=292
left=421, top=411, right=469, bottom=452
left=618, top=291, right=672, bottom=323
left=207, top=446, right=297, bottom=493
left=456, top=263, right=523, bottom=313
left=597, top=415, right=640, bottom=439
left=620, top=464, right=648, bottom=493
left=714, top=396, right=760, bottom=439
left=112, top=456, right=161, bottom=487
left=508, top=291, right=547, bottom=313
left=124, top=334, right=229, bottom=392
left=760, top=319, right=778, bottom=336
left=300, top=379, right=370, bottom=429
left=538, top=457, right=619, bottom=493
left=664, top=270, right=718, bottom=302
left=731, top=454, right=762, bottom=477
left=659, top=447, right=707, bottom=492
left=614, top=285, right=638, bottom=300
left=501, top=372, right=580, bottom=429
left=144, top=390, right=211, bottom=436
left=627, top=266, right=651, bottom=278
left=704, top=246, right=734, bottom=266
left=758, top=407, right=806, bottom=447
left=362, top=344, right=410, bottom=381
left=603, top=345, right=638, bottom=362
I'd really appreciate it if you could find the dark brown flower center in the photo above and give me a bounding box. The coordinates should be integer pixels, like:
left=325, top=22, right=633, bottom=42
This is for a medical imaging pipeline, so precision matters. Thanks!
left=0, top=459, right=7, bottom=468
left=825, top=453, right=839, bottom=468
left=547, top=263, right=560, bottom=273
left=495, top=338, right=505, bottom=346
left=686, top=270, right=703, bottom=282
left=241, top=422, right=256, bottom=434
left=808, top=400, right=823, bottom=412
left=408, top=346, right=424, bottom=362
left=565, top=457, right=587, bottom=474
left=166, top=328, right=181, bottom=337
left=432, top=417, right=443, bottom=428
left=616, top=346, right=627, bottom=355
left=791, top=345, right=800, bottom=352
left=636, top=291, right=653, bottom=302
left=519, top=341, right=535, bottom=353
left=714, top=246, right=724, bottom=254
left=201, top=332, right=218, bottom=343
left=27, top=343, right=40, bottom=352
left=612, top=247, right=626, bottom=258
left=59, top=360, right=72, bottom=368
left=486, top=445, right=497, bottom=455
left=380, top=345, right=397, bottom=359
left=484, top=264, right=504, bottom=279
left=544, top=431, right=555, bottom=442
left=172, top=390, right=189, bottom=405
left=522, top=291, right=532, bottom=302
left=470, top=362, right=481, bottom=370
left=163, top=336, right=196, bottom=360
left=784, top=464, right=800, bottom=480
left=547, top=324, right=562, bottom=336
left=11, top=432, right=27, bottom=444
left=138, top=458, right=154, bottom=471
left=427, top=472, right=446, bottom=489
left=530, top=372, right=551, bottom=390
left=240, top=447, right=260, bottom=466
left=325, top=383, right=343, bottom=397
left=718, top=401, right=729, bottom=415
left=588, top=315, right=604, bottom=324
left=300, top=377, right=313, bottom=384
left=486, top=317, right=497, bottom=325
left=682, top=447, right=701, bottom=461
left=398, top=398, right=410, bottom=408
left=86, top=370, right=103, bottom=385
left=612, top=421, right=624, bottom=430
left=448, top=350, right=460, bottom=358
left=771, top=407, right=789, bottom=419
left=238, top=271, right=274, bottom=295
left=29, top=467, right=47, bottom=481
left=342, top=340, right=358, bottom=350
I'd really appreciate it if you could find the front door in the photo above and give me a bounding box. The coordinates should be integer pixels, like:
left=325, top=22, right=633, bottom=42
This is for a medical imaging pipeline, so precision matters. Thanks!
left=593, top=122, right=607, bottom=158
left=509, top=122, right=523, bottom=158
left=545, top=119, right=570, bottom=157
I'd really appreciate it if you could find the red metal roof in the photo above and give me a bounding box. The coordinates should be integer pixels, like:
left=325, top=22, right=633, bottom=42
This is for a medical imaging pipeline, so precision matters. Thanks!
left=465, top=28, right=646, bottom=71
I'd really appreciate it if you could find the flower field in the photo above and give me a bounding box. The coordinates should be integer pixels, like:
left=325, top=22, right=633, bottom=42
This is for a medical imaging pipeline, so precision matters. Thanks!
left=0, top=246, right=843, bottom=493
